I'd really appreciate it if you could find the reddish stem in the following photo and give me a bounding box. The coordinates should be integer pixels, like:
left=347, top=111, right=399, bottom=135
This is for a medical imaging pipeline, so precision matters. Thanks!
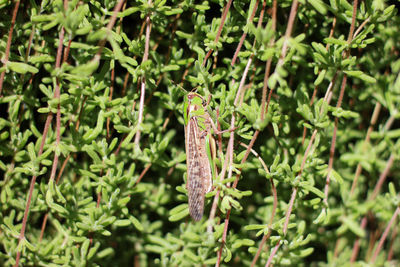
left=350, top=152, right=395, bottom=262
left=387, top=219, right=398, bottom=261
left=14, top=113, right=53, bottom=266
left=350, top=102, right=381, bottom=196
left=202, top=0, right=233, bottom=66
left=134, top=0, right=152, bottom=146
left=370, top=206, right=400, bottom=264
left=265, top=242, right=281, bottom=267
left=231, top=0, right=260, bottom=66
left=0, top=0, right=21, bottom=95
left=302, top=17, right=337, bottom=145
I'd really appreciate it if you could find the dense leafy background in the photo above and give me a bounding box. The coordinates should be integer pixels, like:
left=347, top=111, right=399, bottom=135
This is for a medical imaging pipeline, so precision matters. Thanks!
left=0, top=0, right=399, bottom=266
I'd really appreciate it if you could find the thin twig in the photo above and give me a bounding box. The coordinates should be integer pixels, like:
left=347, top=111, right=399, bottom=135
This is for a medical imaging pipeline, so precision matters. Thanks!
left=387, top=218, right=398, bottom=260
left=48, top=23, right=66, bottom=184
left=215, top=114, right=236, bottom=267
left=0, top=0, right=21, bottom=96
left=202, top=0, right=233, bottom=66
left=324, top=0, right=358, bottom=233
left=95, top=0, right=126, bottom=60
left=234, top=56, right=254, bottom=105
left=302, top=17, right=337, bottom=145
left=350, top=152, right=395, bottom=262
left=370, top=206, right=400, bottom=264
left=134, top=0, right=152, bottom=146
left=266, top=46, right=341, bottom=267
left=216, top=0, right=279, bottom=264
left=14, top=113, right=53, bottom=266
left=107, top=0, right=124, bottom=141
left=349, top=102, right=381, bottom=196
left=240, top=140, right=278, bottom=267
left=40, top=94, right=88, bottom=242
left=320, top=0, right=364, bottom=260
left=15, top=2, right=70, bottom=263
left=37, top=0, right=123, bottom=249
left=352, top=17, right=370, bottom=40
left=207, top=0, right=258, bottom=234
left=370, top=153, right=395, bottom=202
left=262, top=3, right=299, bottom=266
left=250, top=1, right=277, bottom=265
left=216, top=40, right=260, bottom=267
left=231, top=0, right=260, bottom=66
left=38, top=0, right=71, bottom=245
left=266, top=0, right=298, bottom=117
left=265, top=242, right=281, bottom=267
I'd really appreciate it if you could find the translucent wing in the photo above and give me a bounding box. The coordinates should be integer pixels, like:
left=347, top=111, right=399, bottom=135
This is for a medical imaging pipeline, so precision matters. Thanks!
left=185, top=117, right=212, bottom=221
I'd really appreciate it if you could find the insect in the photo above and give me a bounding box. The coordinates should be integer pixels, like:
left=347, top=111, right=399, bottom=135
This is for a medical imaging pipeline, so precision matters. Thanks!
left=183, top=92, right=216, bottom=221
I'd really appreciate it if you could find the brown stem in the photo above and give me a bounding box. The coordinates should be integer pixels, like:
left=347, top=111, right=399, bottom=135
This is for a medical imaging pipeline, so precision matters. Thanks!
left=324, top=0, right=357, bottom=237
left=265, top=242, right=281, bottom=267
left=276, top=0, right=298, bottom=67
left=347, top=0, right=358, bottom=43
left=134, top=0, right=152, bottom=146
left=14, top=113, right=53, bottom=266
left=234, top=55, right=254, bottom=105
left=15, top=2, right=71, bottom=263
left=217, top=0, right=276, bottom=264
left=107, top=68, right=115, bottom=139
left=350, top=152, right=395, bottom=262
left=261, top=0, right=276, bottom=117
left=136, top=163, right=152, bottom=185
left=215, top=115, right=236, bottom=267
left=37, top=0, right=124, bottom=250
left=96, top=0, right=126, bottom=58
left=48, top=24, right=66, bottom=184
left=0, top=0, right=21, bottom=95
left=63, top=37, right=73, bottom=63
left=202, top=0, right=233, bottom=66
left=387, top=219, right=398, bottom=260
left=370, top=206, right=400, bottom=264
left=349, top=102, right=381, bottom=196
left=350, top=216, right=367, bottom=262
left=243, top=141, right=277, bottom=267
left=231, top=0, right=260, bottom=66
left=370, top=153, right=395, bottom=201
left=302, top=17, right=337, bottom=145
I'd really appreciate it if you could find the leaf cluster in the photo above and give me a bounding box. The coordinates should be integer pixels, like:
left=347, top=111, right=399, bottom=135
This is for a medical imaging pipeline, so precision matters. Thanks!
left=0, top=0, right=399, bottom=266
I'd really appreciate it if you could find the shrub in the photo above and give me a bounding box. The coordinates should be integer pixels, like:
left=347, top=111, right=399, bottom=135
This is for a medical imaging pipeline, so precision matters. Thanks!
left=0, top=0, right=399, bottom=266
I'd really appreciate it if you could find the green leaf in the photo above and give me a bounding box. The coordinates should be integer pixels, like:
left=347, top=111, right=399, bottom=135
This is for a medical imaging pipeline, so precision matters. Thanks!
left=342, top=217, right=365, bottom=237
left=29, top=55, right=55, bottom=64
left=176, top=31, right=192, bottom=39
left=232, top=238, right=255, bottom=248
left=183, top=249, right=200, bottom=262
left=330, top=169, right=344, bottom=184
left=7, top=61, right=39, bottom=74
left=244, top=224, right=267, bottom=231
left=308, top=0, right=328, bottom=15
left=161, top=65, right=180, bottom=72
left=169, top=208, right=189, bottom=222
left=129, top=215, right=144, bottom=231
left=344, top=70, right=376, bottom=83
left=300, top=182, right=325, bottom=198
left=114, top=219, right=131, bottom=226
left=314, top=69, right=326, bottom=86
left=324, top=37, right=348, bottom=46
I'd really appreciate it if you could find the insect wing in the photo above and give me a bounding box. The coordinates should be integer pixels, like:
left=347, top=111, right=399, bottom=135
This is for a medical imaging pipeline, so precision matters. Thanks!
left=185, top=116, right=212, bottom=221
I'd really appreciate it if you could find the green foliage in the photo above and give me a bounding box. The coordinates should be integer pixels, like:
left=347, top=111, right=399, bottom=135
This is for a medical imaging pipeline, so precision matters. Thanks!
left=0, top=0, right=399, bottom=266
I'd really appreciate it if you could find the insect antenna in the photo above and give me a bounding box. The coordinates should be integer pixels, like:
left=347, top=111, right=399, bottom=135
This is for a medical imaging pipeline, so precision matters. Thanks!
left=168, top=78, right=199, bottom=95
